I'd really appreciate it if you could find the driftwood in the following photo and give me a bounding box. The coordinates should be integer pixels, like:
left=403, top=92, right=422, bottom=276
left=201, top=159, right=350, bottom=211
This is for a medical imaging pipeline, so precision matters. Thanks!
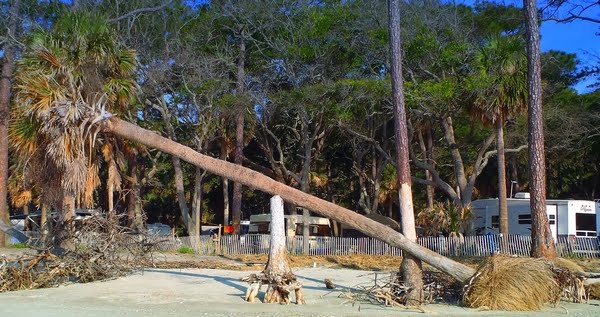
left=324, top=278, right=336, bottom=289
left=241, top=272, right=304, bottom=304
left=553, top=267, right=590, bottom=303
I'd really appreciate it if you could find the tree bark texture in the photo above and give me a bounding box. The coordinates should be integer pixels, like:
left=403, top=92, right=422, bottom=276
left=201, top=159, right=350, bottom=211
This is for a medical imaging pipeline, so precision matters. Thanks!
left=300, top=120, right=312, bottom=254
left=102, top=117, right=476, bottom=283
left=524, top=0, right=556, bottom=259
left=418, top=127, right=435, bottom=209
left=388, top=0, right=423, bottom=304
left=264, top=196, right=292, bottom=301
left=172, top=155, right=193, bottom=229
left=425, top=126, right=435, bottom=208
left=0, top=0, right=21, bottom=247
left=497, top=122, right=509, bottom=235
left=221, top=139, right=230, bottom=225
left=191, top=167, right=205, bottom=237
left=126, top=155, right=143, bottom=230
left=244, top=196, right=304, bottom=304
left=231, top=35, right=246, bottom=234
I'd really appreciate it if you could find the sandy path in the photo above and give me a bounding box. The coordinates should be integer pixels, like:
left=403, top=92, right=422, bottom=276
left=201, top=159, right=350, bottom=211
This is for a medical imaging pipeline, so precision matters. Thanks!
left=0, top=267, right=598, bottom=317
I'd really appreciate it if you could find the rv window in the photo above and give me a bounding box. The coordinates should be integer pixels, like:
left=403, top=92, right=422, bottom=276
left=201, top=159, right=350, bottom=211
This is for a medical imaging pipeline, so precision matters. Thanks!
left=296, top=224, right=331, bottom=236
left=491, top=216, right=499, bottom=228
left=257, top=223, right=270, bottom=234
left=575, top=213, right=596, bottom=231
left=518, top=214, right=532, bottom=225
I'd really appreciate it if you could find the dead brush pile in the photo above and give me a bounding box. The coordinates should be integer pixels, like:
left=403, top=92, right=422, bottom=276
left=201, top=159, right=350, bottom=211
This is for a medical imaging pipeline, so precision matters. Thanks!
left=463, top=255, right=560, bottom=310
left=0, top=216, right=159, bottom=292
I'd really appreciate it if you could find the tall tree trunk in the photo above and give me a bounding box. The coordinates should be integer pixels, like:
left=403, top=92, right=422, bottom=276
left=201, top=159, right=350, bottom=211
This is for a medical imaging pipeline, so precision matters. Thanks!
left=161, top=100, right=193, bottom=232
left=0, top=0, right=20, bottom=247
left=172, top=156, right=192, bottom=230
left=221, top=138, right=230, bottom=225
left=108, top=181, right=114, bottom=215
left=231, top=35, right=246, bottom=234
left=509, top=155, right=520, bottom=194
left=126, top=156, right=142, bottom=230
left=41, top=204, right=48, bottom=233
left=54, top=193, right=75, bottom=254
left=389, top=0, right=423, bottom=304
left=102, top=117, right=476, bottom=283
left=524, top=0, right=555, bottom=259
left=62, top=194, right=75, bottom=221
left=497, top=121, right=509, bottom=235
left=418, top=127, right=434, bottom=209
left=425, top=126, right=435, bottom=208
left=300, top=119, right=313, bottom=255
left=22, top=205, right=29, bottom=231
left=107, top=158, right=115, bottom=217
left=191, top=168, right=205, bottom=237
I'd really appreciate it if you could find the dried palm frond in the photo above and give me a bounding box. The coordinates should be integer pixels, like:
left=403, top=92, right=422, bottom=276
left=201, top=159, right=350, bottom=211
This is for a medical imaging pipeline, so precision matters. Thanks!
left=463, top=255, right=559, bottom=311
left=553, top=258, right=585, bottom=273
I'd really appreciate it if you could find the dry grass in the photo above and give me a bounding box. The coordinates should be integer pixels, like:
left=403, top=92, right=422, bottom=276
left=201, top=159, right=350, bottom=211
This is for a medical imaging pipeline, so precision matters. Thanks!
left=226, top=254, right=401, bottom=270
left=553, top=258, right=585, bottom=273
left=463, top=255, right=559, bottom=311
left=587, top=282, right=600, bottom=300
left=571, top=258, right=600, bottom=272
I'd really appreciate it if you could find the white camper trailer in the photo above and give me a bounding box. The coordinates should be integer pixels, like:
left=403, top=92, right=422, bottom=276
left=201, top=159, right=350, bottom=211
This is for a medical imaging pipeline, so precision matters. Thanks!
left=471, top=193, right=597, bottom=239
left=248, top=214, right=331, bottom=237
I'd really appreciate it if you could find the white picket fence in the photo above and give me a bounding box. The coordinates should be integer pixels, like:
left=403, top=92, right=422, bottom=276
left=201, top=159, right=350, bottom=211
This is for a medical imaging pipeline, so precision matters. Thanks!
left=152, top=234, right=600, bottom=258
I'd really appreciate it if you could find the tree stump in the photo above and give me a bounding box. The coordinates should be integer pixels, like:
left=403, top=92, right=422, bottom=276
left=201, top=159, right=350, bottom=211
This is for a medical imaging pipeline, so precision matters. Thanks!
left=242, top=195, right=305, bottom=304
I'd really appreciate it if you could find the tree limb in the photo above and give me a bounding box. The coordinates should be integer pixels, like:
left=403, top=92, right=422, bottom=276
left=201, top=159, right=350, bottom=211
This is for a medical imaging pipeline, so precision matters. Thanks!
left=108, top=1, right=174, bottom=23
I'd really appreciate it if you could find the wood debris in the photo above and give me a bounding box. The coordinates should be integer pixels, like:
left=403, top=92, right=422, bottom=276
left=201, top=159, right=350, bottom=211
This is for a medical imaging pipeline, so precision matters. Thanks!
left=0, top=215, right=159, bottom=293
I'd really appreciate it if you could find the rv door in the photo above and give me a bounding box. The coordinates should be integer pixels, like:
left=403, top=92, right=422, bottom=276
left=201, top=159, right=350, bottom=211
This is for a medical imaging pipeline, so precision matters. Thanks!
left=546, top=204, right=558, bottom=241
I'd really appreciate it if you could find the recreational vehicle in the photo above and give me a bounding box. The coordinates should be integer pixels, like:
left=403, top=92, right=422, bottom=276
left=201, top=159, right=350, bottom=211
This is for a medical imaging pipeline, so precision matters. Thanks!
left=471, top=193, right=597, bottom=239
left=248, top=213, right=331, bottom=237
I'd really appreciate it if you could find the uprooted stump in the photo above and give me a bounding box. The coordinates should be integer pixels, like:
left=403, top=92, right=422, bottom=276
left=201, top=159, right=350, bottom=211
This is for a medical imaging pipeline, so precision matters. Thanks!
left=241, top=272, right=305, bottom=304
left=241, top=195, right=305, bottom=305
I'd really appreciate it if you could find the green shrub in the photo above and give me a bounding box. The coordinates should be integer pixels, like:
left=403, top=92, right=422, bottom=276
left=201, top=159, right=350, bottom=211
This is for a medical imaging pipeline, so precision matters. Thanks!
left=9, top=242, right=29, bottom=249
left=177, top=246, right=194, bottom=254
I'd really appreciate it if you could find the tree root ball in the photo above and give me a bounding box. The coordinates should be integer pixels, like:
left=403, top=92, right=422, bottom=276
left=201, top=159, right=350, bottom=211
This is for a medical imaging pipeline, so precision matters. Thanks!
left=462, top=255, right=559, bottom=311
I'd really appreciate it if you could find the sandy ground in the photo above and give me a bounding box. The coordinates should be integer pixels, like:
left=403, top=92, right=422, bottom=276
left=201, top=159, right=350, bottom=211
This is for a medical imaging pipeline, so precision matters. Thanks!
left=1, top=265, right=599, bottom=317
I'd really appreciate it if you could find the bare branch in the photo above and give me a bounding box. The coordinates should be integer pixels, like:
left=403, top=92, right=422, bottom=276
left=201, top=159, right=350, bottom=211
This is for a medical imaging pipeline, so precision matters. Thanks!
left=108, top=2, right=174, bottom=23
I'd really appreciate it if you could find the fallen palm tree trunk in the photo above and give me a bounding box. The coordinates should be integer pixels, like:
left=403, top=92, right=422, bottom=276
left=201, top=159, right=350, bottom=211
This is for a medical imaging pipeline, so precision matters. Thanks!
left=101, top=116, right=475, bottom=283
left=101, top=116, right=595, bottom=311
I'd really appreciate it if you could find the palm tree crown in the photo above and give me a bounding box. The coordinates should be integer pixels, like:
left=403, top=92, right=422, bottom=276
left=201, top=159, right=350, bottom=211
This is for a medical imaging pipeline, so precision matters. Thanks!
left=9, top=12, right=137, bottom=210
left=472, top=35, right=527, bottom=124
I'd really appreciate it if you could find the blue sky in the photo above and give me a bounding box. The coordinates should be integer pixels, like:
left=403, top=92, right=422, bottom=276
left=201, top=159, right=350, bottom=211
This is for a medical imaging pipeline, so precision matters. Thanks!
left=459, top=0, right=599, bottom=93
left=541, top=17, right=599, bottom=93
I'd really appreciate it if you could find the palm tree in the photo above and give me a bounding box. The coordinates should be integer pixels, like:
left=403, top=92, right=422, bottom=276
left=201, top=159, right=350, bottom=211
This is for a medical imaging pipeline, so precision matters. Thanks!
left=10, top=12, right=136, bottom=248
left=471, top=35, right=527, bottom=236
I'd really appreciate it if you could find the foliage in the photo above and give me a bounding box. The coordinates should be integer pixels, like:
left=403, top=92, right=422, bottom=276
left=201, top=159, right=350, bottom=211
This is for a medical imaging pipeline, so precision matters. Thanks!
left=8, top=242, right=29, bottom=249
left=416, top=202, right=472, bottom=236
left=10, top=11, right=136, bottom=210
left=177, top=246, right=194, bottom=254
left=4, top=0, right=599, bottom=235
